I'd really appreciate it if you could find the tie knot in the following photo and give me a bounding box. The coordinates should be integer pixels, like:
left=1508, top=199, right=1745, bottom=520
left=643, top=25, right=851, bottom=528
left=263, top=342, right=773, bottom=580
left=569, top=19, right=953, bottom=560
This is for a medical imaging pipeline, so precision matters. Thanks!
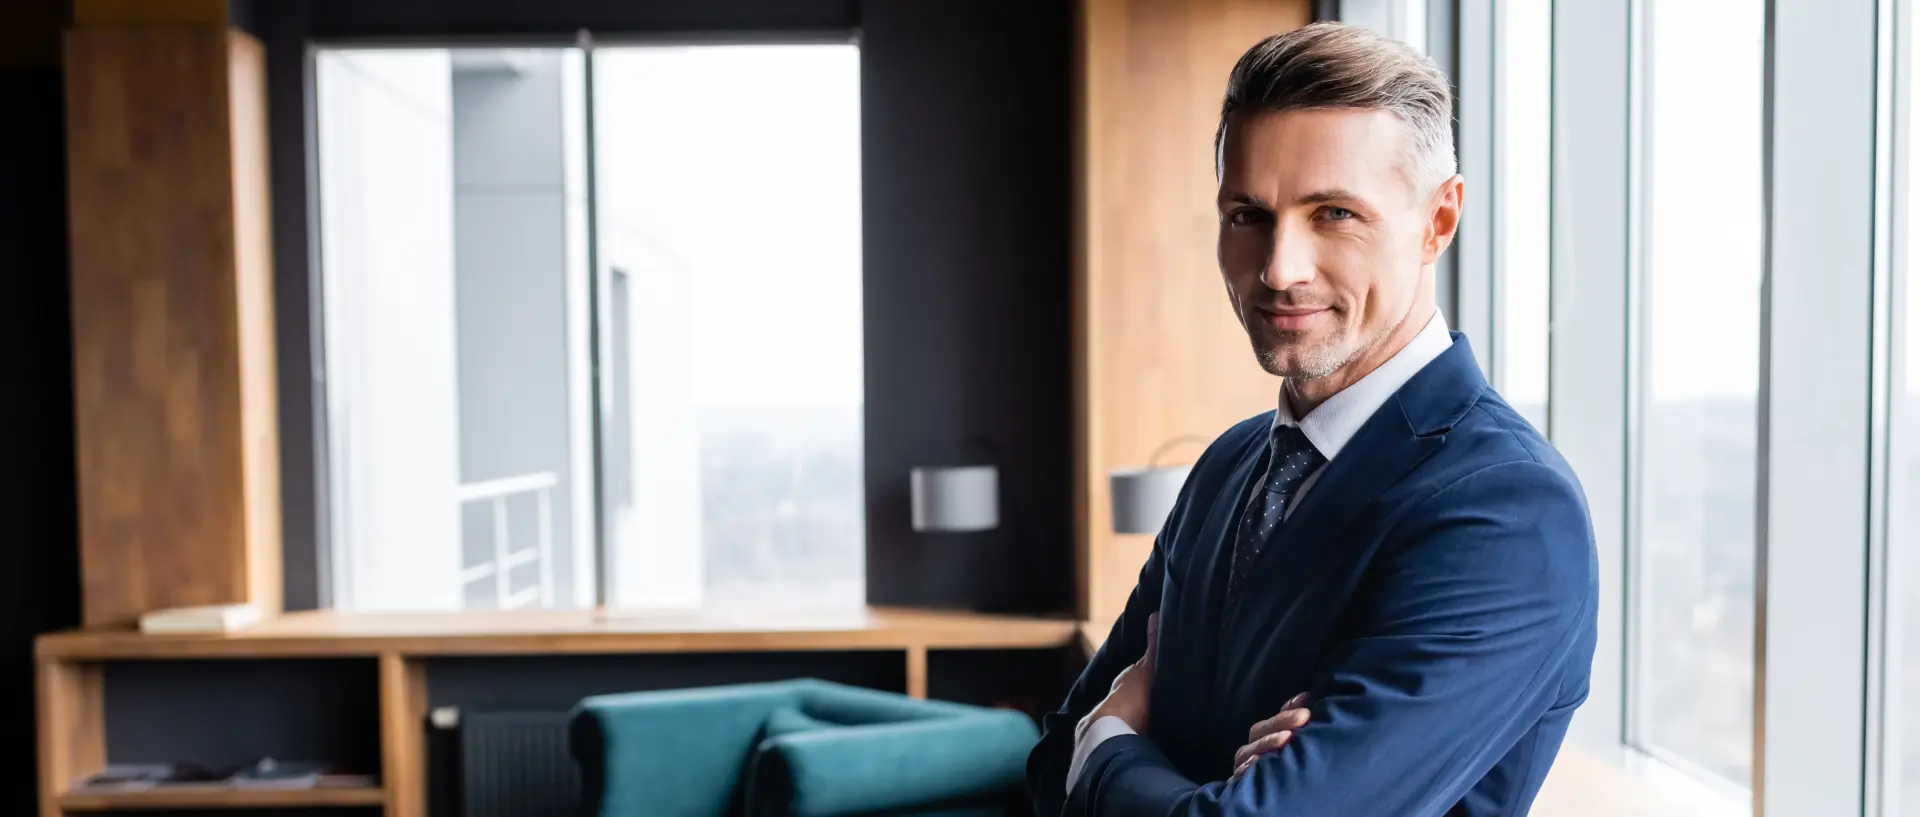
left=1270, top=424, right=1319, bottom=462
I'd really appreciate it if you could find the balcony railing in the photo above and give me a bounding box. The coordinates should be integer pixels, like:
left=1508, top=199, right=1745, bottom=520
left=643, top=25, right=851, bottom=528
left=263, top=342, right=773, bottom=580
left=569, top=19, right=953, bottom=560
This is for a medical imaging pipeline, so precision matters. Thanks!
left=455, top=472, right=557, bottom=610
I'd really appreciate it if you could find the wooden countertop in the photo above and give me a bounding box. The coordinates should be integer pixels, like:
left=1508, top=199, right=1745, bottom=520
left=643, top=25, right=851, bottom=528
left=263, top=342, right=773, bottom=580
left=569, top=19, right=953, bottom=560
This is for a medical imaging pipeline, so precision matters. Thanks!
left=36, top=606, right=1082, bottom=660
left=58, top=781, right=387, bottom=811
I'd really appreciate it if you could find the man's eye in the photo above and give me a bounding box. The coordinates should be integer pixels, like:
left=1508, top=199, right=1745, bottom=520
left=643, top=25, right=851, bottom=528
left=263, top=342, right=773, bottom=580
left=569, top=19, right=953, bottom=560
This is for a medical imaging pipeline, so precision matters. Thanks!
left=1319, top=206, right=1356, bottom=222
left=1229, top=209, right=1270, bottom=227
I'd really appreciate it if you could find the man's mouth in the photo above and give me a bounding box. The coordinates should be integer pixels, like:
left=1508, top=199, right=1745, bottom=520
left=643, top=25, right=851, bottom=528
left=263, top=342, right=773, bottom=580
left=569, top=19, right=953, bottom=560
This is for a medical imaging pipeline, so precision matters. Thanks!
left=1257, top=305, right=1330, bottom=332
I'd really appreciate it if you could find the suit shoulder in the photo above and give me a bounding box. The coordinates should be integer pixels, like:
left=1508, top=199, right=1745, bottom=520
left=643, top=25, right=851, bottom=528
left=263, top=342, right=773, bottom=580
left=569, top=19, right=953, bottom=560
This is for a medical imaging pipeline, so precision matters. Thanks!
left=1432, top=390, right=1581, bottom=490
left=1401, top=394, right=1595, bottom=575
left=1395, top=456, right=1598, bottom=616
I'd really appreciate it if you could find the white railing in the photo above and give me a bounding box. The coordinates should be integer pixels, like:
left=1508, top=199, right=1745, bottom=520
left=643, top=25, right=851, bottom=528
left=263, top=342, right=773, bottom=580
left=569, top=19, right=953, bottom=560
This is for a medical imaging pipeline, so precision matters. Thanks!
left=455, top=472, right=558, bottom=610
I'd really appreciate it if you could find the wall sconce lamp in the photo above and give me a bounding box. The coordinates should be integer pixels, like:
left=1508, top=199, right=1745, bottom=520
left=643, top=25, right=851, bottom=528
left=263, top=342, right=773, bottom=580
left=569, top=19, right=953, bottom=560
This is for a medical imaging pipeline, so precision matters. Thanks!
left=910, top=463, right=1000, bottom=532
left=1108, top=435, right=1209, bottom=535
left=909, top=436, right=1004, bottom=533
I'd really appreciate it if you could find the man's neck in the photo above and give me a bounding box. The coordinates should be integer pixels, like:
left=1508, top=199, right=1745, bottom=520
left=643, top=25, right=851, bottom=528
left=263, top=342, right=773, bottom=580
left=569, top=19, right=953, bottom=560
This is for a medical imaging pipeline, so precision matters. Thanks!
left=1284, top=301, right=1437, bottom=419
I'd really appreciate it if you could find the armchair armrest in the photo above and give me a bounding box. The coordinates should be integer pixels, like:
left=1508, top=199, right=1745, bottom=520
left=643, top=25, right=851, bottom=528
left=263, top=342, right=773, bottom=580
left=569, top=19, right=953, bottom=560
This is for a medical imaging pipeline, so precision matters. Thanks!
left=572, top=681, right=806, bottom=817
left=748, top=708, right=1039, bottom=817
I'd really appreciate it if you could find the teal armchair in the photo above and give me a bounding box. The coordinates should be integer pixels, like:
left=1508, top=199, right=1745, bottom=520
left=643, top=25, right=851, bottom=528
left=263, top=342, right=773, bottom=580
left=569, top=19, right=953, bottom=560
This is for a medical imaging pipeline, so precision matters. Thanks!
left=570, top=678, right=1039, bottom=817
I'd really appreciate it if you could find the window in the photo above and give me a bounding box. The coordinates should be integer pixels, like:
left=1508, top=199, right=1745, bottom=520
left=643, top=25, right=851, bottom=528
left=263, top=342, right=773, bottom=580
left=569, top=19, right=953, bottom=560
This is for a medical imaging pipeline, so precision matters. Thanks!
left=1892, top=2, right=1920, bottom=811
left=1343, top=0, right=1431, bottom=55
left=1492, top=0, right=1550, bottom=431
left=315, top=47, right=596, bottom=612
left=1897, top=167, right=1920, bottom=815
left=591, top=45, right=864, bottom=610
left=1628, top=0, right=1765, bottom=792
left=312, top=42, right=864, bottom=612
left=1491, top=0, right=1880, bottom=811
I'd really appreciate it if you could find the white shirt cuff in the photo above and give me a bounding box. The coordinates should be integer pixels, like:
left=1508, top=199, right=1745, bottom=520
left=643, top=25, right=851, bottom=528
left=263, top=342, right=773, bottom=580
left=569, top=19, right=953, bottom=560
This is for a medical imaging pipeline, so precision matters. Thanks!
left=1065, top=716, right=1138, bottom=793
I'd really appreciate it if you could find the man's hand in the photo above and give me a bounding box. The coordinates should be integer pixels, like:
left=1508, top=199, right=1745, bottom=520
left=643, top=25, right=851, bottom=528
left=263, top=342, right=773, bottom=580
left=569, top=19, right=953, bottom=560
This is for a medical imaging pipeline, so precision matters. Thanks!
left=1078, top=613, right=1159, bottom=740
left=1230, top=692, right=1311, bottom=779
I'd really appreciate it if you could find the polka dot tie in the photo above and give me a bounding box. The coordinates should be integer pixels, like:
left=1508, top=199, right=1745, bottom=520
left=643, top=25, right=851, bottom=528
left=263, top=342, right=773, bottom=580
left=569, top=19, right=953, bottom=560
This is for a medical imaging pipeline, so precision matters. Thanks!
left=1225, top=424, right=1325, bottom=612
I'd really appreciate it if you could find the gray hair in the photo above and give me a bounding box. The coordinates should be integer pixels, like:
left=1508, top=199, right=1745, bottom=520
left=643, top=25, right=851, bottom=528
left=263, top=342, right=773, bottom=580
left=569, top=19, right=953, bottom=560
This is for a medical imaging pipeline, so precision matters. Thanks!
left=1215, top=21, right=1457, bottom=193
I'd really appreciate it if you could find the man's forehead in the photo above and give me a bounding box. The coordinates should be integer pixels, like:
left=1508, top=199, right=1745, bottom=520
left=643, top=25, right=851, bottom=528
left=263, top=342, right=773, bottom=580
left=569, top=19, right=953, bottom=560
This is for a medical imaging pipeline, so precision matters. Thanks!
left=1218, top=108, right=1415, bottom=198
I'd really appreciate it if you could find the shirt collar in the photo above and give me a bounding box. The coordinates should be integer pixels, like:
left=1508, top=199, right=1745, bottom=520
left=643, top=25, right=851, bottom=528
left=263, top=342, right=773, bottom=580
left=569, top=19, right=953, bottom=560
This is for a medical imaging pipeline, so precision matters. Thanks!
left=1272, top=310, right=1453, bottom=461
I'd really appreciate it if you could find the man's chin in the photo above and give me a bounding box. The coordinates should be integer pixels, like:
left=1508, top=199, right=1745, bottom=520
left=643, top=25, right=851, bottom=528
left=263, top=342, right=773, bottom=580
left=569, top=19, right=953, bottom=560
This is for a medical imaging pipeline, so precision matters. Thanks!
left=1254, top=340, right=1342, bottom=380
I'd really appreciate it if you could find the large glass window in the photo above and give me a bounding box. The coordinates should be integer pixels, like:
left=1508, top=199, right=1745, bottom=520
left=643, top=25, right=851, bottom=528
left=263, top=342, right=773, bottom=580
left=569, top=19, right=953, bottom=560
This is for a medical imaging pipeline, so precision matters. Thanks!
left=1629, top=0, right=1766, bottom=792
left=312, top=43, right=864, bottom=612
left=316, top=47, right=597, bottom=612
left=592, top=45, right=864, bottom=610
left=1893, top=2, right=1920, bottom=810
left=1493, top=0, right=1551, bottom=432
left=1488, top=0, right=1888, bottom=811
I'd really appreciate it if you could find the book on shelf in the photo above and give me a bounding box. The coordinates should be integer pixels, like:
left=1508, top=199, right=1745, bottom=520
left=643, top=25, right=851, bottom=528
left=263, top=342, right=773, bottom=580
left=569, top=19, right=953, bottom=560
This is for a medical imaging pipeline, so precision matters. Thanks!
left=229, top=758, right=331, bottom=789
left=75, top=762, right=228, bottom=791
left=137, top=602, right=262, bottom=634
left=72, top=760, right=350, bottom=793
left=75, top=764, right=170, bottom=791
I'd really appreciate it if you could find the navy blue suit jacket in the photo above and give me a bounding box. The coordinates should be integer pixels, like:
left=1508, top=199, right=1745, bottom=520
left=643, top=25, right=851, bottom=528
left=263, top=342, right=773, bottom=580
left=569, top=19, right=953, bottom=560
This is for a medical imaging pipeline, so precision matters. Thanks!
left=1030, top=334, right=1599, bottom=816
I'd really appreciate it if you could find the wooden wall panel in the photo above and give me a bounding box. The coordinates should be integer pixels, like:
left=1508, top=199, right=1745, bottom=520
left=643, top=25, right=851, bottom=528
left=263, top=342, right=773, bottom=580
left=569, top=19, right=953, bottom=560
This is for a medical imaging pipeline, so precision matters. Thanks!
left=64, top=26, right=281, bottom=627
left=1075, top=0, right=1312, bottom=629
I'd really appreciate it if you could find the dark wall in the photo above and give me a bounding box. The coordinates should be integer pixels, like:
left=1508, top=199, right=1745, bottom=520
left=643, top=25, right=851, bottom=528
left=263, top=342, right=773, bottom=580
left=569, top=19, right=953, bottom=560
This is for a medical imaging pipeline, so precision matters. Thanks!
left=246, top=0, right=1076, bottom=616
left=859, top=0, right=1075, bottom=614
left=0, top=2, right=83, bottom=816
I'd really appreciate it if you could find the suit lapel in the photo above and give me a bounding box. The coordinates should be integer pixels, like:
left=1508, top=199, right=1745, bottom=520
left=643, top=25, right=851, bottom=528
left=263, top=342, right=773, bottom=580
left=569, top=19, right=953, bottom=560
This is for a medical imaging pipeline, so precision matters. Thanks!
left=1215, top=411, right=1441, bottom=663
left=1187, top=426, right=1270, bottom=717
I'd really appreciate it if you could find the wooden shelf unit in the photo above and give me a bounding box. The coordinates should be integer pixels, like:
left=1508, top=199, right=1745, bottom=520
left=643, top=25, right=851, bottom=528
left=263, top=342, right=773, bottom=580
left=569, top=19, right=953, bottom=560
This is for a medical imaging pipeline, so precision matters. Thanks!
left=35, top=606, right=1079, bottom=817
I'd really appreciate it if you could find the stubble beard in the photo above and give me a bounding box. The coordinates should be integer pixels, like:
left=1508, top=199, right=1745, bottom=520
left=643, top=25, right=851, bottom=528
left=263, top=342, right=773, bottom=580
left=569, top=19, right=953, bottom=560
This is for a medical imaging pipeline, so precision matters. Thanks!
left=1255, top=329, right=1350, bottom=380
left=1249, top=308, right=1402, bottom=383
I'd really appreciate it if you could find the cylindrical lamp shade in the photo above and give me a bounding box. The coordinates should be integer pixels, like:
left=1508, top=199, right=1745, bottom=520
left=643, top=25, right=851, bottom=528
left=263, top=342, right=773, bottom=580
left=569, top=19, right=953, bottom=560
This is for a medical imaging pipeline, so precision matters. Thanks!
left=1109, top=466, right=1191, bottom=535
left=910, top=465, right=999, bottom=532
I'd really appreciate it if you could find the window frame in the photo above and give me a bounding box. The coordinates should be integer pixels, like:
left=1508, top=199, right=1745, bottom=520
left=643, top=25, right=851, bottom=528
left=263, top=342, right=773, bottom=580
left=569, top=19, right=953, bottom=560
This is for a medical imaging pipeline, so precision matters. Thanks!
left=1876, top=0, right=1912, bottom=814
left=1753, top=0, right=1878, bottom=810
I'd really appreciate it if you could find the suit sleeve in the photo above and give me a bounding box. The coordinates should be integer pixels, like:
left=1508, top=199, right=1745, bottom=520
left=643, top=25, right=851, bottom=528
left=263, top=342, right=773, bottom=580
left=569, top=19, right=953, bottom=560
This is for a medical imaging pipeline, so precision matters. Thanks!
left=1071, top=460, right=1599, bottom=817
left=1026, top=535, right=1167, bottom=817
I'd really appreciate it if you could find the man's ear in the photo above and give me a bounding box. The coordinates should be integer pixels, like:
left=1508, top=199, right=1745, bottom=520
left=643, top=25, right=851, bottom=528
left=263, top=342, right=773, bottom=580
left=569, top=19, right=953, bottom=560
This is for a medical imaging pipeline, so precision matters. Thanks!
left=1424, top=175, right=1465, bottom=263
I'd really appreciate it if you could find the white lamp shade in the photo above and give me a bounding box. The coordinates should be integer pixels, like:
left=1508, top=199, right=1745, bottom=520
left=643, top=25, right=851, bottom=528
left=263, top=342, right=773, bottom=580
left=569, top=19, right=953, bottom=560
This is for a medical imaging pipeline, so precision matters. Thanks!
left=910, top=465, right=999, bottom=532
left=1109, top=465, right=1191, bottom=535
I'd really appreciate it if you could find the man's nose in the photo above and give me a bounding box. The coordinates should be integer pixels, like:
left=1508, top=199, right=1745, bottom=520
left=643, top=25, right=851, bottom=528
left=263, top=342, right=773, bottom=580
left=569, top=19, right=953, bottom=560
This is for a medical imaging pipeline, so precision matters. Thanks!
left=1260, top=229, right=1315, bottom=291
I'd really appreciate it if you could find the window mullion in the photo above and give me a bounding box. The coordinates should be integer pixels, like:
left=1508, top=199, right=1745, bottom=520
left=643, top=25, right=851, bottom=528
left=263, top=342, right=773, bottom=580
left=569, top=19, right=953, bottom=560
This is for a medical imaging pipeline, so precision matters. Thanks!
left=1754, top=0, right=1879, bottom=812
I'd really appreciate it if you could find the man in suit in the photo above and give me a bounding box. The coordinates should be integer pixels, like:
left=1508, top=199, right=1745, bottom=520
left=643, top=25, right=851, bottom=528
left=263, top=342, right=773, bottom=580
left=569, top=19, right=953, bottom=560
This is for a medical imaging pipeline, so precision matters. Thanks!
left=1028, top=21, right=1598, bottom=817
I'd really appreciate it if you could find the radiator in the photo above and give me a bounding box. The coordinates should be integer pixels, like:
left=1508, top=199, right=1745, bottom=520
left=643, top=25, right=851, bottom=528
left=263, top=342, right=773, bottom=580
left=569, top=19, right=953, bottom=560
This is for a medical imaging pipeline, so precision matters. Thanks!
left=455, top=709, right=580, bottom=817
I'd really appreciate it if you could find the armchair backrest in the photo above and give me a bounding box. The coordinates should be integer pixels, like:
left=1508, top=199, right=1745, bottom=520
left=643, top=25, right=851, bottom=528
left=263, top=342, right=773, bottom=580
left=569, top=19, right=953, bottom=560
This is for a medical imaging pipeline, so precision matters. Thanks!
left=571, top=679, right=1034, bottom=817
left=572, top=680, right=809, bottom=817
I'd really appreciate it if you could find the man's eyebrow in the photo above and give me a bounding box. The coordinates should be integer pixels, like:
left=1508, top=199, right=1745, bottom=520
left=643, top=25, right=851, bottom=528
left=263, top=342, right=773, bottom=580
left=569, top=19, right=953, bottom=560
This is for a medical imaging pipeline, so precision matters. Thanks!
left=1219, top=189, right=1365, bottom=209
left=1296, top=189, right=1361, bottom=206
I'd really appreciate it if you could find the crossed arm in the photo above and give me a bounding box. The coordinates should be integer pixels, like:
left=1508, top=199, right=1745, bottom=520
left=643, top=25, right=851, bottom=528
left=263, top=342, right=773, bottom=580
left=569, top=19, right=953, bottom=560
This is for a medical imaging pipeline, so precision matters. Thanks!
left=1029, top=461, right=1597, bottom=817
